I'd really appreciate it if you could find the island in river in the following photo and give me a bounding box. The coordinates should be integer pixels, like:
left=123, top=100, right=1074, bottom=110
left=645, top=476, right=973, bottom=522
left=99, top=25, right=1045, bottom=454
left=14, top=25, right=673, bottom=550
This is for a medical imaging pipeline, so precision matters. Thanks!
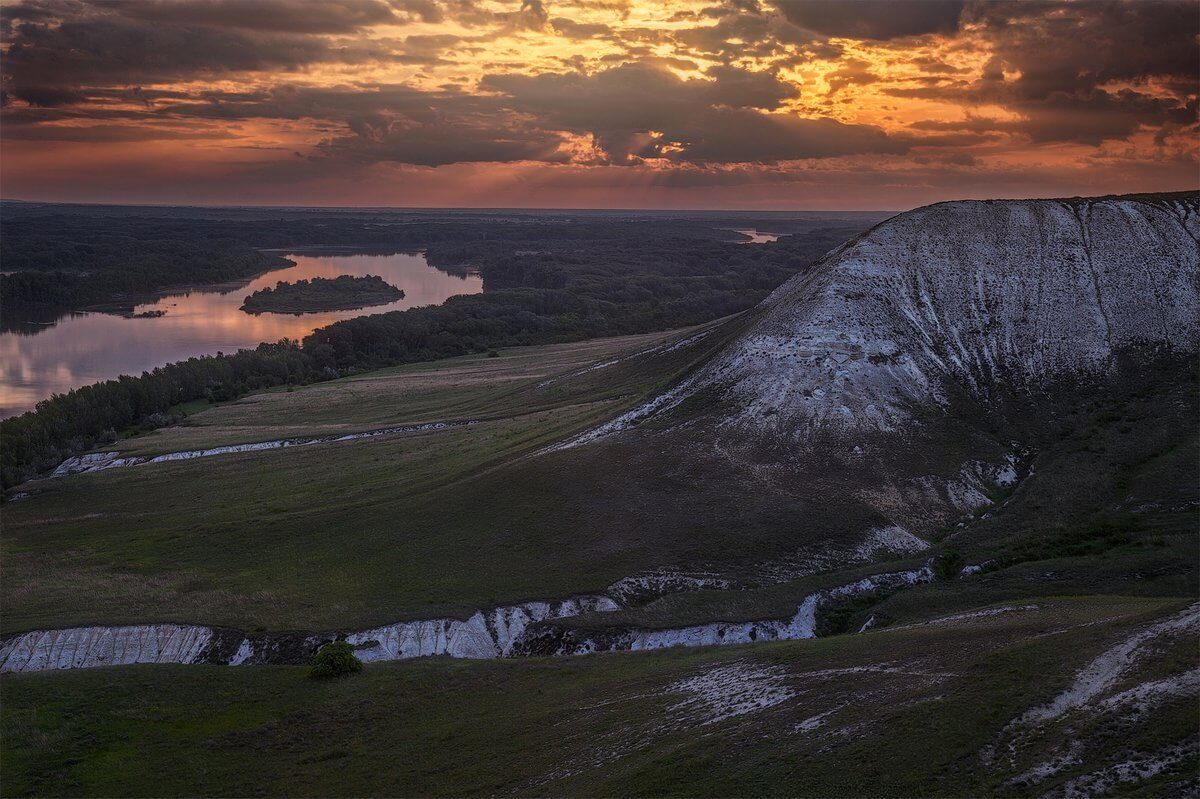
left=241, top=275, right=406, bottom=314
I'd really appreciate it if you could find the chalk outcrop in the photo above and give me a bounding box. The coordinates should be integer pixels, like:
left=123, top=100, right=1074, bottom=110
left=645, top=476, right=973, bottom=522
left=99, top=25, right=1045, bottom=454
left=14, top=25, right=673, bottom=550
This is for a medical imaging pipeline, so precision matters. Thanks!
left=344, top=596, right=619, bottom=662
left=0, top=595, right=617, bottom=673
left=0, top=566, right=935, bottom=672
left=0, top=625, right=217, bottom=672
left=510, top=565, right=934, bottom=657
left=563, top=195, right=1199, bottom=444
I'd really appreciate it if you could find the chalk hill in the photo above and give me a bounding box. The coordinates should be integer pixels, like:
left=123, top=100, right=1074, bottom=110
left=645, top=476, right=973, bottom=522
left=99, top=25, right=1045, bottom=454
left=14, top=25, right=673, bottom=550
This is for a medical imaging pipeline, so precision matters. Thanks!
left=575, top=193, right=1199, bottom=445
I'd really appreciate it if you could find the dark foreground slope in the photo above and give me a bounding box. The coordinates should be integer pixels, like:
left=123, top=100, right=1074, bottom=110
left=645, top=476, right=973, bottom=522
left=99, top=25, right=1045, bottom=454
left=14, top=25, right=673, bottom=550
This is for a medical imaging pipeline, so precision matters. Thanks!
left=3, top=597, right=1196, bottom=796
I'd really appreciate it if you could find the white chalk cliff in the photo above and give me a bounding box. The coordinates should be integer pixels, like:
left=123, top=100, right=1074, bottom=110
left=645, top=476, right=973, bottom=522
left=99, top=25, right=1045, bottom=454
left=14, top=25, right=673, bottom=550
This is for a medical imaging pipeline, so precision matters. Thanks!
left=568, top=195, right=1199, bottom=443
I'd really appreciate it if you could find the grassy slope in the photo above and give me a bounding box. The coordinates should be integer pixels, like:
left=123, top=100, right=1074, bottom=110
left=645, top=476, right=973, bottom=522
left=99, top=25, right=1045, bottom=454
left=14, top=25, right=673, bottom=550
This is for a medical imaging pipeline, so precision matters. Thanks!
left=2, top=596, right=1194, bottom=797
left=3, top=324, right=1196, bottom=637
left=3, top=321, right=758, bottom=633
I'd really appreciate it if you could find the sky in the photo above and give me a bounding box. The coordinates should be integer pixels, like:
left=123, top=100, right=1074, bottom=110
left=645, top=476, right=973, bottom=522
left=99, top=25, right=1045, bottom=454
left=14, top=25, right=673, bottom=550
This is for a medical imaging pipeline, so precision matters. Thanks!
left=1, top=0, right=1196, bottom=210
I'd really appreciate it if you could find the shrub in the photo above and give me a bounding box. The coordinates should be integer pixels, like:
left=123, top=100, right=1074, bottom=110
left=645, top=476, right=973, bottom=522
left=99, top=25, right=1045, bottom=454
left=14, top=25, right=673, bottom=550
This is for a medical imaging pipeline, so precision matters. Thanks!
left=933, top=550, right=963, bottom=580
left=308, top=641, right=363, bottom=680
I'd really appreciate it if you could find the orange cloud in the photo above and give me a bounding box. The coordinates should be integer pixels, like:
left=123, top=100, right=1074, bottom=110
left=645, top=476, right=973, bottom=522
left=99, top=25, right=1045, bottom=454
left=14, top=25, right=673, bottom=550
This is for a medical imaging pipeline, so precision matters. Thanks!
left=1, top=0, right=1195, bottom=208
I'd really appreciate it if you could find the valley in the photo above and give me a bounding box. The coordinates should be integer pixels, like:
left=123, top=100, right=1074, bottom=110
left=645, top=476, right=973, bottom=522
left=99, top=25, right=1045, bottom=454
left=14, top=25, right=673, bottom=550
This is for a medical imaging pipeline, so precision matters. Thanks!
left=1, top=193, right=1197, bottom=796
left=4, top=1, right=1197, bottom=794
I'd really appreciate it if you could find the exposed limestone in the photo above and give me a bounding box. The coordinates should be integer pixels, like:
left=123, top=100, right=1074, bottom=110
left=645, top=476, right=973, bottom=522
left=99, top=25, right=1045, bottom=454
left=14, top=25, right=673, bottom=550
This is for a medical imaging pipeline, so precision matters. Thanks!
left=510, top=565, right=934, bottom=657
left=1099, top=668, right=1200, bottom=720
left=536, top=329, right=712, bottom=389
left=50, top=419, right=476, bottom=477
left=606, top=571, right=738, bottom=605
left=959, top=561, right=994, bottom=577
left=981, top=603, right=1200, bottom=788
left=0, top=565, right=936, bottom=672
left=1017, top=602, right=1200, bottom=725
left=851, top=525, right=929, bottom=560
left=345, top=596, right=619, bottom=661
left=666, top=662, right=795, bottom=725
left=1050, top=741, right=1198, bottom=799
left=882, top=605, right=1040, bottom=632
left=0, top=595, right=618, bottom=673
left=794, top=707, right=841, bottom=733
left=558, top=196, right=1200, bottom=446
left=0, top=625, right=216, bottom=673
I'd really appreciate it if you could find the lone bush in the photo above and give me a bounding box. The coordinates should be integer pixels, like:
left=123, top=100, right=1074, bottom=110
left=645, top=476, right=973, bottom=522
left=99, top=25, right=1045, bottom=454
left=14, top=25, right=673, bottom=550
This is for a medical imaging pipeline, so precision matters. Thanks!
left=308, top=641, right=363, bottom=680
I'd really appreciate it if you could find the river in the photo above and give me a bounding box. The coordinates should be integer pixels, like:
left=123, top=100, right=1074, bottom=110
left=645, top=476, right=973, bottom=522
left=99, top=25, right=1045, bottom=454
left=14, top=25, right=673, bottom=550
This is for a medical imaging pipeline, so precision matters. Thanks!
left=0, top=251, right=483, bottom=418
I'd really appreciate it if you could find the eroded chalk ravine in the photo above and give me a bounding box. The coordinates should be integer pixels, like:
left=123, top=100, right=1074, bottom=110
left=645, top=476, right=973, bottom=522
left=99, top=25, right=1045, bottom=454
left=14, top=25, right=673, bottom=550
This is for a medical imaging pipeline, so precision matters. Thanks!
left=0, top=565, right=934, bottom=673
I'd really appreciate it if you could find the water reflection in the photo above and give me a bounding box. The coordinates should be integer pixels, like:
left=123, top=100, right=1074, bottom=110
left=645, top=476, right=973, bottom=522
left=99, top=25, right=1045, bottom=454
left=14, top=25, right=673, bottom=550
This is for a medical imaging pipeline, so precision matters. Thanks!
left=730, top=229, right=788, bottom=244
left=0, top=252, right=483, bottom=417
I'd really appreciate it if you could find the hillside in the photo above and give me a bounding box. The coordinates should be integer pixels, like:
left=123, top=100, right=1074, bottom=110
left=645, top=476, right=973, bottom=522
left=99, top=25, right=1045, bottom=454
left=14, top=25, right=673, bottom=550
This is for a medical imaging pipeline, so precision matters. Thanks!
left=569, top=194, right=1199, bottom=442
left=2, top=193, right=1197, bottom=797
left=552, top=194, right=1200, bottom=534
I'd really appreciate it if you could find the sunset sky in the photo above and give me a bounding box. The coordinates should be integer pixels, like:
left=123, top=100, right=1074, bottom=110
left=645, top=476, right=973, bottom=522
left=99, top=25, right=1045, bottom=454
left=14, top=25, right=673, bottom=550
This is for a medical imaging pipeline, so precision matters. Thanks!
left=1, top=0, right=1196, bottom=209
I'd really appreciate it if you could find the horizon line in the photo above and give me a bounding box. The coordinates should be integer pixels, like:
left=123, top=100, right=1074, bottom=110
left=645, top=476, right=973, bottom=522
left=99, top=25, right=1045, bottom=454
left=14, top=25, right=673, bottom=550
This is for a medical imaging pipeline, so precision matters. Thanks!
left=0, top=198, right=903, bottom=214
left=4, top=187, right=1194, bottom=214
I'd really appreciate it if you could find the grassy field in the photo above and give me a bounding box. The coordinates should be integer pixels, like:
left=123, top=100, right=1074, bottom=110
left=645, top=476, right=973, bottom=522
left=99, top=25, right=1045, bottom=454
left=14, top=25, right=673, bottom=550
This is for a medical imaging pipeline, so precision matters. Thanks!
left=3, top=595, right=1194, bottom=797
left=119, top=326, right=732, bottom=455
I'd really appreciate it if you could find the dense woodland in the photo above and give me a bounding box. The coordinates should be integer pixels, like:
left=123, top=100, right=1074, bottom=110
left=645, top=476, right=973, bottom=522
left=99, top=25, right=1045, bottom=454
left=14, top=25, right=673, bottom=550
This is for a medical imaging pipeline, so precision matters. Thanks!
left=1, top=225, right=290, bottom=308
left=241, top=275, right=405, bottom=314
left=0, top=204, right=875, bottom=488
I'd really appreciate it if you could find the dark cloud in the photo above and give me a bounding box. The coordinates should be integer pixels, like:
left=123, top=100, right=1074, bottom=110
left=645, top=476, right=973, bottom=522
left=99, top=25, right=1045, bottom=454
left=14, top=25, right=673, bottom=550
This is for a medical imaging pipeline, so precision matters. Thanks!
left=825, top=58, right=879, bottom=93
left=549, top=16, right=613, bottom=39
left=671, top=7, right=816, bottom=59
left=965, top=0, right=1197, bottom=97
left=1, top=0, right=1194, bottom=183
left=90, top=60, right=899, bottom=167
left=891, top=1, right=1198, bottom=145
left=482, top=62, right=904, bottom=163
left=701, top=64, right=798, bottom=109
left=1, top=3, right=395, bottom=106
left=145, top=83, right=566, bottom=166
left=908, top=56, right=964, bottom=74
left=313, top=121, right=567, bottom=166
left=104, top=0, right=407, bottom=33
left=772, top=0, right=964, bottom=40
left=1, top=123, right=238, bottom=142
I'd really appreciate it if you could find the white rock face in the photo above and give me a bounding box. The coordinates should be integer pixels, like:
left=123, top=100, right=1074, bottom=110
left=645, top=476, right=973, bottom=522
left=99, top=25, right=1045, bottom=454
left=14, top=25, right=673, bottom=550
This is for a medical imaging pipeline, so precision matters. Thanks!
left=0, top=565, right=937, bottom=671
left=520, top=565, right=935, bottom=656
left=606, top=571, right=737, bottom=605
left=1017, top=601, right=1200, bottom=725
left=851, top=525, right=929, bottom=560
left=564, top=196, right=1199, bottom=444
left=0, top=625, right=215, bottom=673
left=345, top=596, right=618, bottom=661
left=666, top=662, right=796, bottom=725
left=0, top=596, right=620, bottom=673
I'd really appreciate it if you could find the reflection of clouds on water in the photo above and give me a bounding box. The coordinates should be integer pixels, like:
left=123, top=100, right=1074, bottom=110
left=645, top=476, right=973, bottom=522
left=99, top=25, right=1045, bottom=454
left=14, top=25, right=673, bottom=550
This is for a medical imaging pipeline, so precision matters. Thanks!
left=730, top=229, right=785, bottom=245
left=0, top=253, right=483, bottom=417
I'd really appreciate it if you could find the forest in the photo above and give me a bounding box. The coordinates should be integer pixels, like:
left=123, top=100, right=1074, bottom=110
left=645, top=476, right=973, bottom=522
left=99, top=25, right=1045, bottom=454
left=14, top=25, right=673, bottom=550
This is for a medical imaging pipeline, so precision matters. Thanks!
left=241, top=275, right=405, bottom=314
left=1, top=218, right=290, bottom=308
